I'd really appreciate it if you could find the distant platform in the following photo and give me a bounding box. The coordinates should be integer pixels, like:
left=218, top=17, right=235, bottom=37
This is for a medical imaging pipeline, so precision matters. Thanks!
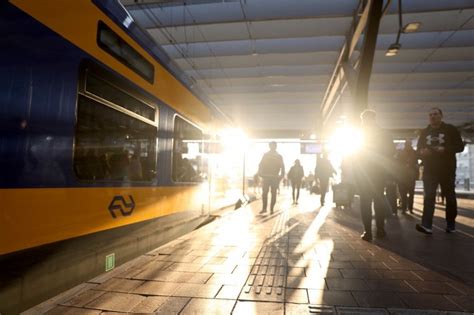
left=26, top=191, right=474, bottom=314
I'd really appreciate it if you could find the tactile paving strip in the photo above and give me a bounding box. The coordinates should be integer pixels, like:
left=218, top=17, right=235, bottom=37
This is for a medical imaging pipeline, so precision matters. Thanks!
left=238, top=210, right=290, bottom=302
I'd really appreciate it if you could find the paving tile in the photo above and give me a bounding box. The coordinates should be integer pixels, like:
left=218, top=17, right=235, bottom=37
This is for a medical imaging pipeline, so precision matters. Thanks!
left=340, top=269, right=383, bottom=279
left=199, top=263, right=237, bottom=273
left=352, top=291, right=407, bottom=308
left=445, top=295, right=474, bottom=312
left=299, top=304, right=336, bottom=314
left=44, top=306, right=102, bottom=315
left=60, top=290, right=105, bottom=307
left=133, top=281, right=181, bottom=295
left=206, top=273, right=248, bottom=286
left=319, top=261, right=354, bottom=269
left=93, top=278, right=144, bottom=293
left=233, top=301, right=284, bottom=315
left=379, top=270, right=423, bottom=280
left=172, top=283, right=222, bottom=298
left=387, top=308, right=443, bottom=315
left=165, top=262, right=203, bottom=272
left=337, top=306, right=389, bottom=314
left=130, top=296, right=189, bottom=313
left=351, top=261, right=389, bottom=270
left=308, top=289, right=357, bottom=306
left=306, top=268, right=342, bottom=279
left=286, top=276, right=326, bottom=289
left=398, top=293, right=463, bottom=311
left=134, top=270, right=211, bottom=283
left=180, top=298, right=234, bottom=315
left=287, top=267, right=306, bottom=277
left=411, top=270, right=453, bottom=281
left=326, top=278, right=369, bottom=291
left=365, top=279, right=417, bottom=293
left=405, top=280, right=463, bottom=295
left=285, top=288, right=308, bottom=303
left=239, top=285, right=285, bottom=302
left=85, top=292, right=145, bottom=312
left=216, top=285, right=242, bottom=299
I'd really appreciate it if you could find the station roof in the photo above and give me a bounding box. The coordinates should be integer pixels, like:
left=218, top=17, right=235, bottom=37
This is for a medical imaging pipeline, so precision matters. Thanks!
left=121, top=0, right=474, bottom=139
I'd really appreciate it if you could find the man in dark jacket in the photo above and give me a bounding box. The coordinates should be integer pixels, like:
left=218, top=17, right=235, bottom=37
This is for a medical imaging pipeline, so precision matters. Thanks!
left=288, top=159, right=304, bottom=205
left=353, top=110, right=394, bottom=241
left=396, top=138, right=418, bottom=214
left=315, top=153, right=336, bottom=206
left=258, top=141, right=285, bottom=214
left=416, top=107, right=464, bottom=234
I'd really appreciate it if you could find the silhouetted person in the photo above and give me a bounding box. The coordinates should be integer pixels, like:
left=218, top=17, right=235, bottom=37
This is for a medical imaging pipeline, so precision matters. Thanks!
left=396, top=138, right=418, bottom=213
left=353, top=109, right=394, bottom=241
left=315, top=153, right=336, bottom=206
left=288, top=159, right=304, bottom=204
left=258, top=141, right=285, bottom=214
left=416, top=107, right=464, bottom=234
left=129, top=152, right=143, bottom=181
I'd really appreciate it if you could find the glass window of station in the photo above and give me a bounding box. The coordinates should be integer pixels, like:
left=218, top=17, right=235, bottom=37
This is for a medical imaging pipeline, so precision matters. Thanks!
left=172, top=116, right=207, bottom=183
left=74, top=65, right=158, bottom=182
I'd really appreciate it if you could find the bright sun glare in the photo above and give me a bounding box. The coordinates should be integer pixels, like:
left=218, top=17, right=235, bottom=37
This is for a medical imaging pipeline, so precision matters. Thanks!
left=328, top=126, right=363, bottom=157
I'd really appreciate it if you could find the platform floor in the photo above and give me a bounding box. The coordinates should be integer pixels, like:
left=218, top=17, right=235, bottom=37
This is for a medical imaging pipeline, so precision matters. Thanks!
left=26, top=190, right=474, bottom=314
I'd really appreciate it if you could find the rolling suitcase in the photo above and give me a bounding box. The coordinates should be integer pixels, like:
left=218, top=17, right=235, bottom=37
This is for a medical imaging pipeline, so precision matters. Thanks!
left=333, top=183, right=353, bottom=207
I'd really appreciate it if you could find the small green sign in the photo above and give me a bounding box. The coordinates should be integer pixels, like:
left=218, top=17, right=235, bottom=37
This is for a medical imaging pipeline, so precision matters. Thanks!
left=105, top=253, right=115, bottom=272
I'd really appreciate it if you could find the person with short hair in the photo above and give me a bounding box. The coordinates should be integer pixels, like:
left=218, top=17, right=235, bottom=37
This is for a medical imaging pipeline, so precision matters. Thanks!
left=396, top=138, right=418, bottom=214
left=258, top=141, right=285, bottom=214
left=288, top=159, right=305, bottom=204
left=416, top=107, right=464, bottom=234
left=315, top=153, right=336, bottom=206
left=353, top=109, right=394, bottom=241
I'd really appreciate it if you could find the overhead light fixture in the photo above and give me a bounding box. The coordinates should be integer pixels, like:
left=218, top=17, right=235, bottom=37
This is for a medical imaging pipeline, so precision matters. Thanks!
left=402, top=22, right=421, bottom=33
left=385, top=43, right=401, bottom=57
left=385, top=0, right=404, bottom=57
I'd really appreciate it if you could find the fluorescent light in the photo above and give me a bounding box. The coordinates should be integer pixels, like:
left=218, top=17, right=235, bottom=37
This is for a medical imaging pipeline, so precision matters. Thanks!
left=385, top=43, right=401, bottom=57
left=403, top=22, right=421, bottom=33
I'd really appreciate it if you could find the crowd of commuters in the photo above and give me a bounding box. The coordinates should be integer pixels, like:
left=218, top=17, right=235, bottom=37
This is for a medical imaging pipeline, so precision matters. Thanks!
left=254, top=107, right=464, bottom=241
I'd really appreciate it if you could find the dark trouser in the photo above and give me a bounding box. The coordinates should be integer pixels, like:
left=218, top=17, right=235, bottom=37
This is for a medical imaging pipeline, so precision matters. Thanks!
left=291, top=180, right=302, bottom=202
left=262, top=177, right=280, bottom=211
left=319, top=177, right=329, bottom=205
left=385, top=181, right=398, bottom=214
left=422, top=172, right=457, bottom=229
left=398, top=179, right=415, bottom=211
left=359, top=181, right=386, bottom=234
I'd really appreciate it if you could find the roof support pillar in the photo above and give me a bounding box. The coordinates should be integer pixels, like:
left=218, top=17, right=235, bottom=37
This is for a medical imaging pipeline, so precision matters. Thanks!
left=352, top=0, right=384, bottom=119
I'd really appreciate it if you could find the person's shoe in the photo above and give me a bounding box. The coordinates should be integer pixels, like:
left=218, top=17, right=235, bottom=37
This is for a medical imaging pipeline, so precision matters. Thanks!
left=270, top=209, right=274, bottom=214
left=409, top=209, right=414, bottom=214
left=416, top=224, right=432, bottom=235
left=376, top=229, right=386, bottom=238
left=360, top=232, right=372, bottom=242
left=259, top=209, right=266, bottom=214
left=446, top=224, right=456, bottom=233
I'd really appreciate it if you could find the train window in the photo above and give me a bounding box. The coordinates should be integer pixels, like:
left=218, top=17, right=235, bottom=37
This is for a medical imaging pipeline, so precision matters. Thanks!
left=97, top=21, right=154, bottom=83
left=86, top=73, right=156, bottom=121
left=74, top=95, right=157, bottom=182
left=172, top=116, right=207, bottom=183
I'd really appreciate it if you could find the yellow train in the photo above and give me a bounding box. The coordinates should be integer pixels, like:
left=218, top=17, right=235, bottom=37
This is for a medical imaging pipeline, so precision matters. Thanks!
left=0, top=1, right=243, bottom=312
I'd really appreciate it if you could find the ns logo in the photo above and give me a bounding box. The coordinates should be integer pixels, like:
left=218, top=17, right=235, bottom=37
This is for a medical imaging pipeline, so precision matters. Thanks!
left=108, top=195, right=135, bottom=218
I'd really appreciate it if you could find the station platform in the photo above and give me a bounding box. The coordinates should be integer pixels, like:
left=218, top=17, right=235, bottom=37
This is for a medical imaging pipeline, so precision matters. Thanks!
left=26, top=191, right=474, bottom=314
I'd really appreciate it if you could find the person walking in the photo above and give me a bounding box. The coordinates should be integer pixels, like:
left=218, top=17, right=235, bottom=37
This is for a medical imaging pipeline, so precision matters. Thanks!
left=315, top=153, right=336, bottom=206
left=258, top=141, right=285, bottom=214
left=288, top=159, right=305, bottom=204
left=396, top=138, right=418, bottom=214
left=353, top=109, right=394, bottom=241
left=416, top=107, right=464, bottom=234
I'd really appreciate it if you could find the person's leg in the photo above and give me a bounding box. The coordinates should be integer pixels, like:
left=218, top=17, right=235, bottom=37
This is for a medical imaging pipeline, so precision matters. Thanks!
left=320, top=178, right=328, bottom=205
left=261, top=179, right=270, bottom=212
left=359, top=190, right=372, bottom=238
left=421, top=173, right=438, bottom=229
left=398, top=182, right=408, bottom=212
left=270, top=179, right=278, bottom=212
left=407, top=180, right=415, bottom=213
left=295, top=181, right=301, bottom=203
left=373, top=184, right=386, bottom=236
left=440, top=172, right=457, bottom=230
left=291, top=181, right=295, bottom=202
